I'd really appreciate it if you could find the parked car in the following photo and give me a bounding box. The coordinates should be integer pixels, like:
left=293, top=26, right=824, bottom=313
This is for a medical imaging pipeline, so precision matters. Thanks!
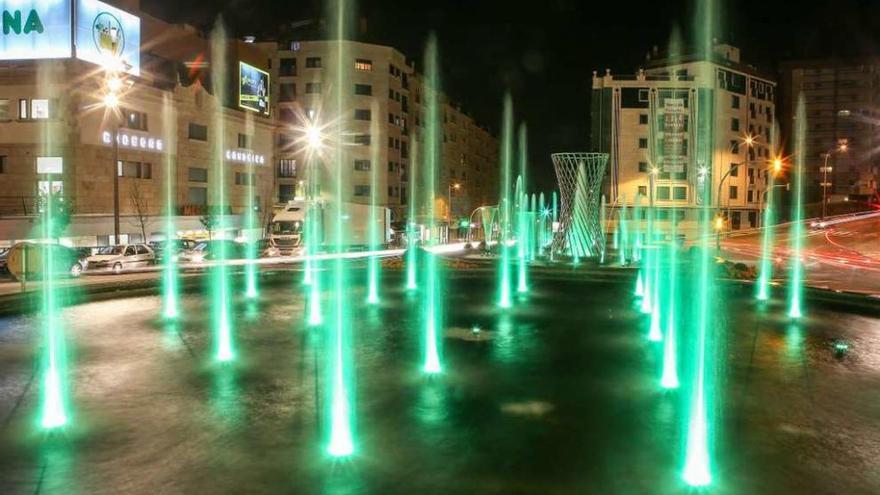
left=85, top=244, right=155, bottom=274
left=5, top=243, right=84, bottom=280
left=149, top=239, right=197, bottom=260
left=178, top=240, right=245, bottom=264
left=0, top=247, right=9, bottom=275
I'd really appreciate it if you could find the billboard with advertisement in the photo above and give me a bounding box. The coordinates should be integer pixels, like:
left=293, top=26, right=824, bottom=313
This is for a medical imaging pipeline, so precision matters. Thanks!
left=662, top=98, right=686, bottom=174
left=239, top=62, right=270, bottom=116
left=0, top=0, right=73, bottom=60
left=75, top=0, right=140, bottom=76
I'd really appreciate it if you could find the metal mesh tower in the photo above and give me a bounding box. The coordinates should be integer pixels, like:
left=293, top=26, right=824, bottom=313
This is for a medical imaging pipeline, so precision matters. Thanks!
left=552, top=153, right=609, bottom=259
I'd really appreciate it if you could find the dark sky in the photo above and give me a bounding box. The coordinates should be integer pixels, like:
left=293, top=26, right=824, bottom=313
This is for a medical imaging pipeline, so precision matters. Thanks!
left=143, top=0, right=880, bottom=191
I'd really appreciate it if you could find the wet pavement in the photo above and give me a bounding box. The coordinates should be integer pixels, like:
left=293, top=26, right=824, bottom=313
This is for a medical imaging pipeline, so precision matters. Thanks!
left=0, top=271, right=878, bottom=494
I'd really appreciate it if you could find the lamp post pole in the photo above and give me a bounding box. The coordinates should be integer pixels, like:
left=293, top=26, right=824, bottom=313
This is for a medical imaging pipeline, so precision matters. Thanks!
left=112, top=113, right=121, bottom=243
left=820, top=152, right=832, bottom=221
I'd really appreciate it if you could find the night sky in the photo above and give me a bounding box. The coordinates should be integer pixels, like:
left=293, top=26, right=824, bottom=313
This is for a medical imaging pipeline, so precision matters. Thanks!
left=143, top=0, right=880, bottom=190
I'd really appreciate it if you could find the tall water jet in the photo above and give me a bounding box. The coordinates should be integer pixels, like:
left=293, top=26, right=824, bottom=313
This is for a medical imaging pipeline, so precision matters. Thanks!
left=405, top=136, right=419, bottom=291
left=497, top=95, right=514, bottom=308
left=244, top=111, right=259, bottom=299
left=633, top=194, right=643, bottom=262
left=516, top=124, right=529, bottom=293
left=325, top=0, right=355, bottom=457
left=660, top=209, right=679, bottom=389
left=37, top=62, right=68, bottom=429
left=682, top=0, right=719, bottom=485
left=647, top=222, right=663, bottom=342
left=529, top=193, right=538, bottom=261
left=550, top=191, right=558, bottom=261
left=366, top=99, right=381, bottom=304
left=421, top=34, right=443, bottom=374
left=161, top=93, right=179, bottom=319
left=757, top=124, right=781, bottom=301
left=306, top=150, right=323, bottom=327
left=210, top=19, right=234, bottom=362
left=787, top=94, right=807, bottom=319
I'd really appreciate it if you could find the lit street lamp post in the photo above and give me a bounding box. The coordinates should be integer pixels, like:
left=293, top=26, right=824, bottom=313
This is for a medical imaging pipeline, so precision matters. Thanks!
left=820, top=140, right=848, bottom=220
left=102, top=71, right=128, bottom=243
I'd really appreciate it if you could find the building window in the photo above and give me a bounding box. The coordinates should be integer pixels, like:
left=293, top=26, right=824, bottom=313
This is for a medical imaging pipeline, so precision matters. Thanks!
left=354, top=83, right=372, bottom=95
left=188, top=123, right=208, bottom=141
left=279, top=57, right=296, bottom=76
left=278, top=159, right=297, bottom=178
left=124, top=109, right=148, bottom=131
left=639, top=114, right=648, bottom=125
left=656, top=187, right=670, bottom=200
left=118, top=160, right=152, bottom=179
left=730, top=140, right=739, bottom=154
left=730, top=163, right=738, bottom=177
left=355, top=58, right=373, bottom=71
left=729, top=185, right=738, bottom=200
left=234, top=172, right=255, bottom=186
left=353, top=134, right=371, bottom=145
left=354, top=159, right=371, bottom=171
left=354, top=109, right=371, bottom=121
left=638, top=89, right=649, bottom=102
left=638, top=138, right=648, bottom=149
left=0, top=99, right=9, bottom=120
left=0, top=155, right=6, bottom=174
left=673, top=186, right=687, bottom=200
left=354, top=185, right=370, bottom=197
left=638, top=185, right=648, bottom=197
left=388, top=161, right=396, bottom=172
left=280, top=83, right=296, bottom=101
left=638, top=161, right=648, bottom=172
left=188, top=187, right=208, bottom=205
left=731, top=118, right=739, bottom=132
left=731, top=95, right=740, bottom=109
left=305, top=57, right=321, bottom=68
left=188, top=167, right=208, bottom=182
left=747, top=190, right=754, bottom=203
left=237, top=133, right=252, bottom=149
left=278, top=184, right=295, bottom=202
left=305, top=82, right=321, bottom=94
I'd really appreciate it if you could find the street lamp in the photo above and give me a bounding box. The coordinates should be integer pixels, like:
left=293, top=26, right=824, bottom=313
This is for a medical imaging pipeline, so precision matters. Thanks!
left=447, top=182, right=461, bottom=222
left=820, top=139, right=848, bottom=220
left=715, top=135, right=758, bottom=248
left=101, top=69, right=129, bottom=244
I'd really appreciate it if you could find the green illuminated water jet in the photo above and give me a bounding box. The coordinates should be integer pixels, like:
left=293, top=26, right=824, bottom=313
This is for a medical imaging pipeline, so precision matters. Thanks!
left=366, top=100, right=381, bottom=305
left=210, top=19, right=235, bottom=363
left=788, top=94, right=807, bottom=319
left=516, top=124, right=529, bottom=293
left=421, top=34, right=443, bottom=374
left=405, top=134, right=419, bottom=291
left=244, top=111, right=259, bottom=300
left=619, top=195, right=629, bottom=265
left=660, top=210, right=679, bottom=389
left=757, top=125, right=781, bottom=301
left=325, top=0, right=355, bottom=456
left=497, top=95, right=514, bottom=308
left=161, top=93, right=179, bottom=320
left=682, top=2, right=718, bottom=483
left=38, top=60, right=69, bottom=429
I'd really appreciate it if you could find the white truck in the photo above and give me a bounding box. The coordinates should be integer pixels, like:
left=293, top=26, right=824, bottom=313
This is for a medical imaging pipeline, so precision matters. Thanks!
left=269, top=200, right=391, bottom=255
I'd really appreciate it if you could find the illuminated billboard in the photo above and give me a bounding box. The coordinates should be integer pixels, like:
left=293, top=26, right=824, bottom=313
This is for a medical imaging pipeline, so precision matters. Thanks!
left=239, top=62, right=270, bottom=116
left=75, top=0, right=140, bottom=76
left=0, top=0, right=73, bottom=60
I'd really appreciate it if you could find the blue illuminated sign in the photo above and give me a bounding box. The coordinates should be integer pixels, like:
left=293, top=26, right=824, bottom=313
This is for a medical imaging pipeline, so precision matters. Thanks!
left=75, top=0, right=140, bottom=75
left=0, top=0, right=72, bottom=60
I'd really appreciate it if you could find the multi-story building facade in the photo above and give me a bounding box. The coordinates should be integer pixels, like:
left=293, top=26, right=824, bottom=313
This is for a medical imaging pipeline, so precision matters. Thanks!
left=0, top=1, right=496, bottom=246
left=0, top=1, right=276, bottom=246
left=592, top=43, right=776, bottom=237
left=779, top=58, right=880, bottom=203
left=259, top=39, right=498, bottom=226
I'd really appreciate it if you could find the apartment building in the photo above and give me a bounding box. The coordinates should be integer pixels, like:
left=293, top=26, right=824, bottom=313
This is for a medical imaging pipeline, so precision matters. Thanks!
left=592, top=43, right=776, bottom=236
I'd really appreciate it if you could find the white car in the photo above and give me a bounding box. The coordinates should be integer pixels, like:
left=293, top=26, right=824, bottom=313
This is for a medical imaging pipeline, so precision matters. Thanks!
left=85, top=244, right=155, bottom=274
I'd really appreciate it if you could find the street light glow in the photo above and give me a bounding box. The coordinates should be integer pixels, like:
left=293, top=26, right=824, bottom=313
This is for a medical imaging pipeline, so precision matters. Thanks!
left=714, top=216, right=724, bottom=231
left=103, top=93, right=119, bottom=108
left=306, top=124, right=323, bottom=151
left=772, top=158, right=783, bottom=174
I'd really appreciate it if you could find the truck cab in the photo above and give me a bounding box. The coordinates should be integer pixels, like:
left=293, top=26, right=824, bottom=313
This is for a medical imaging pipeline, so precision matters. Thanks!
left=269, top=201, right=307, bottom=255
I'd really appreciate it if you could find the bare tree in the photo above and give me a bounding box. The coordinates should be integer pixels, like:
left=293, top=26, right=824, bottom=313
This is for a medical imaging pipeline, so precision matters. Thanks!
left=129, top=181, right=153, bottom=243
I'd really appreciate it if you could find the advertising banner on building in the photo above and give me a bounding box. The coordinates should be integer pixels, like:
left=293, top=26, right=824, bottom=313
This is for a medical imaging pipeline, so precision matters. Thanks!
left=662, top=98, right=686, bottom=174
left=0, top=0, right=72, bottom=60
left=75, top=0, right=140, bottom=76
left=239, top=62, right=270, bottom=116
